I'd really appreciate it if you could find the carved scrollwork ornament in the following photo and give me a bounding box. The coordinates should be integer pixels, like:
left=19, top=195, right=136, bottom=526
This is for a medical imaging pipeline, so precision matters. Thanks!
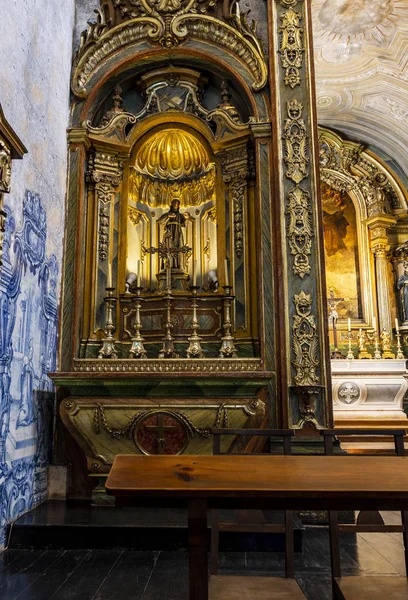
left=285, top=185, right=314, bottom=278
left=283, top=100, right=308, bottom=184
left=72, top=2, right=267, bottom=98
left=277, top=0, right=300, bottom=6
left=0, top=140, right=12, bottom=194
left=73, top=357, right=263, bottom=372
left=278, top=6, right=304, bottom=88
left=221, top=147, right=248, bottom=258
left=87, top=152, right=123, bottom=262
left=292, top=291, right=319, bottom=387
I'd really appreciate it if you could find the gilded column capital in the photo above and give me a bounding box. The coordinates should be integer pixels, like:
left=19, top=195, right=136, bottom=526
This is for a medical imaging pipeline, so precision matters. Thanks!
left=87, top=150, right=124, bottom=186
left=366, top=214, right=396, bottom=249
left=371, top=243, right=390, bottom=260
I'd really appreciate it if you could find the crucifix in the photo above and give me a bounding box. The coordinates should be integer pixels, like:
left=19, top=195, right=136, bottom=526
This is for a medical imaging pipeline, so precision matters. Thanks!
left=145, top=413, right=179, bottom=454
left=142, top=240, right=191, bottom=294
left=327, top=288, right=345, bottom=358
left=142, top=240, right=191, bottom=358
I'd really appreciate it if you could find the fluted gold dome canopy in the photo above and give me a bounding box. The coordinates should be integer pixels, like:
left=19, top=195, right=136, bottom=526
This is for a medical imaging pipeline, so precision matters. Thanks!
left=131, top=128, right=215, bottom=207
left=137, top=129, right=210, bottom=180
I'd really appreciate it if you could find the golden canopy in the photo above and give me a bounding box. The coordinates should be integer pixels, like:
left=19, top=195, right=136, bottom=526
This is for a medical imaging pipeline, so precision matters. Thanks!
left=130, top=128, right=215, bottom=207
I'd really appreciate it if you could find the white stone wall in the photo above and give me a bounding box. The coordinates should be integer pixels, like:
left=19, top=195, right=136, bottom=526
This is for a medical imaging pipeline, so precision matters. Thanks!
left=0, top=0, right=75, bottom=548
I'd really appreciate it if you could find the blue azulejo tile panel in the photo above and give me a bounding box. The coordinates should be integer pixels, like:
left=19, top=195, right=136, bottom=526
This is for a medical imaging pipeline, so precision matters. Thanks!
left=0, top=190, right=58, bottom=548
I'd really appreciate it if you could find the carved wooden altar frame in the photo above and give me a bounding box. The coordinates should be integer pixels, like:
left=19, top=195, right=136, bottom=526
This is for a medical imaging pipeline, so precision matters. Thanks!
left=52, top=0, right=334, bottom=495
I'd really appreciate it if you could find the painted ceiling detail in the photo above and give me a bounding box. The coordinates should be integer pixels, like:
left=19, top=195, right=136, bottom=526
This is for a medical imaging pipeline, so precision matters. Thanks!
left=312, top=0, right=408, bottom=173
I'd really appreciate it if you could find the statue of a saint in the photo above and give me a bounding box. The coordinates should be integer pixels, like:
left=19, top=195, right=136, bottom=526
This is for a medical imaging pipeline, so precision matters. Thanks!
left=397, top=264, right=408, bottom=322
left=380, top=329, right=391, bottom=353
left=357, top=328, right=366, bottom=352
left=159, top=199, right=186, bottom=269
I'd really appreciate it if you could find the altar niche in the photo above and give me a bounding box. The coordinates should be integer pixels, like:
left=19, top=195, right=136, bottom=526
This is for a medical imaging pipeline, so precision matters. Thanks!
left=80, top=69, right=260, bottom=361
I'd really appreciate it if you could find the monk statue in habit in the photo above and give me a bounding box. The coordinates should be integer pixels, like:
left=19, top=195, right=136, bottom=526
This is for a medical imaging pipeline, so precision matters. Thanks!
left=159, top=199, right=186, bottom=269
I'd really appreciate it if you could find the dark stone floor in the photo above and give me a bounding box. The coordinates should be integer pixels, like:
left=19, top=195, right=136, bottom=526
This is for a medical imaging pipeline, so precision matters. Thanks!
left=0, top=518, right=406, bottom=600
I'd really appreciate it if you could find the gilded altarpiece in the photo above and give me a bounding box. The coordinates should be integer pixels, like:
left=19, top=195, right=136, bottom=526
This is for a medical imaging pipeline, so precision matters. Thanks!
left=51, top=0, right=332, bottom=498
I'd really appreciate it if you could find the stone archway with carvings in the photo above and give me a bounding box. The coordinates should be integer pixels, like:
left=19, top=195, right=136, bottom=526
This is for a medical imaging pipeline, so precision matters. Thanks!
left=318, top=126, right=408, bottom=336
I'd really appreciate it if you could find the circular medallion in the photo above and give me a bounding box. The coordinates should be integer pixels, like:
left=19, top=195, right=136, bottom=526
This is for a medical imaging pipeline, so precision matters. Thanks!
left=134, top=411, right=189, bottom=455
left=318, top=0, right=394, bottom=37
left=337, top=381, right=361, bottom=405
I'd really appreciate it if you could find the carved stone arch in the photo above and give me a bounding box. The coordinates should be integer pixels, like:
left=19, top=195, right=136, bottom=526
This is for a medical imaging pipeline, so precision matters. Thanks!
left=318, top=126, right=408, bottom=217
left=318, top=126, right=408, bottom=334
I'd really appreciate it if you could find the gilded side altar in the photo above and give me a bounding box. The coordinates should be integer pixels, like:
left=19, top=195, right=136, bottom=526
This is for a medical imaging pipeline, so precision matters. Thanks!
left=52, top=0, right=333, bottom=498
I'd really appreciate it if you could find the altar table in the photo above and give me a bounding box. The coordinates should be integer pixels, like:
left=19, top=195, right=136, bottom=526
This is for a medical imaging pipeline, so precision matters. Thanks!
left=106, top=454, right=408, bottom=600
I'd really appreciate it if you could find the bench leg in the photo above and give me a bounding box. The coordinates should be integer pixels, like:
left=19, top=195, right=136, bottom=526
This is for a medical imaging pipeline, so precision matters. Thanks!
left=188, top=498, right=208, bottom=600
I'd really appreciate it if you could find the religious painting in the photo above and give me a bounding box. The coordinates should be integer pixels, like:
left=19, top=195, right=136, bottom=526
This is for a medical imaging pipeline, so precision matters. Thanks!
left=322, top=183, right=362, bottom=320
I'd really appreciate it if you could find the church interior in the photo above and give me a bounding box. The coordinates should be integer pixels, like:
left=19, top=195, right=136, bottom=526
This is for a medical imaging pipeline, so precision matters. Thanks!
left=1, top=1, right=408, bottom=598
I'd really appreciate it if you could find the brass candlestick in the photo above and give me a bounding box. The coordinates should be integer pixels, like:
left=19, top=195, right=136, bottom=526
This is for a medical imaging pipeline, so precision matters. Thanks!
left=373, top=329, right=382, bottom=359
left=129, top=286, right=147, bottom=359
left=98, top=287, right=118, bottom=359
left=159, top=288, right=179, bottom=359
left=346, top=330, right=354, bottom=360
left=186, top=286, right=204, bottom=359
left=396, top=331, right=405, bottom=360
left=219, top=285, right=238, bottom=358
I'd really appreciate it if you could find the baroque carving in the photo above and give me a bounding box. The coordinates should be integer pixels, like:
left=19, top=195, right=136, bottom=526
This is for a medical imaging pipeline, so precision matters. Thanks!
left=75, top=8, right=110, bottom=66
left=283, top=100, right=308, bottom=184
left=0, top=103, right=27, bottom=268
left=87, top=86, right=137, bottom=142
left=88, top=152, right=123, bottom=262
left=278, top=0, right=300, bottom=6
left=128, top=207, right=144, bottom=227
left=319, top=127, right=407, bottom=215
left=285, top=185, right=314, bottom=278
left=292, top=291, right=319, bottom=387
left=0, top=140, right=12, bottom=194
left=73, top=357, right=263, bottom=372
left=72, top=6, right=267, bottom=98
left=221, top=146, right=248, bottom=259
left=278, top=6, right=304, bottom=88
left=360, top=178, right=387, bottom=217
left=98, top=204, right=110, bottom=261
left=93, top=403, right=229, bottom=449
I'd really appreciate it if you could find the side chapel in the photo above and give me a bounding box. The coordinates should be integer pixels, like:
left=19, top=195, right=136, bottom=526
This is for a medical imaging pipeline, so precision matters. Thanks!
left=49, top=0, right=332, bottom=498
left=39, top=0, right=408, bottom=499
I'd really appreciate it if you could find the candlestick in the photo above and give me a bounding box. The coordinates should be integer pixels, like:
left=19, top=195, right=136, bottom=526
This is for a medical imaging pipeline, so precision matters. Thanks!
left=98, top=287, right=118, bottom=359
left=158, top=285, right=179, bottom=359
left=219, top=285, right=237, bottom=358
left=129, top=285, right=147, bottom=359
left=396, top=331, right=405, bottom=360
left=346, top=330, right=354, bottom=360
left=186, top=286, right=204, bottom=359
left=193, top=260, right=197, bottom=287
left=373, top=331, right=382, bottom=359
left=107, top=263, right=112, bottom=289
left=224, top=258, right=229, bottom=287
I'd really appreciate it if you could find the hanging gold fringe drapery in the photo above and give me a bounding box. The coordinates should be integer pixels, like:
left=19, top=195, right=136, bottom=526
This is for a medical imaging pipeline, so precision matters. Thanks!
left=130, top=129, right=215, bottom=207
